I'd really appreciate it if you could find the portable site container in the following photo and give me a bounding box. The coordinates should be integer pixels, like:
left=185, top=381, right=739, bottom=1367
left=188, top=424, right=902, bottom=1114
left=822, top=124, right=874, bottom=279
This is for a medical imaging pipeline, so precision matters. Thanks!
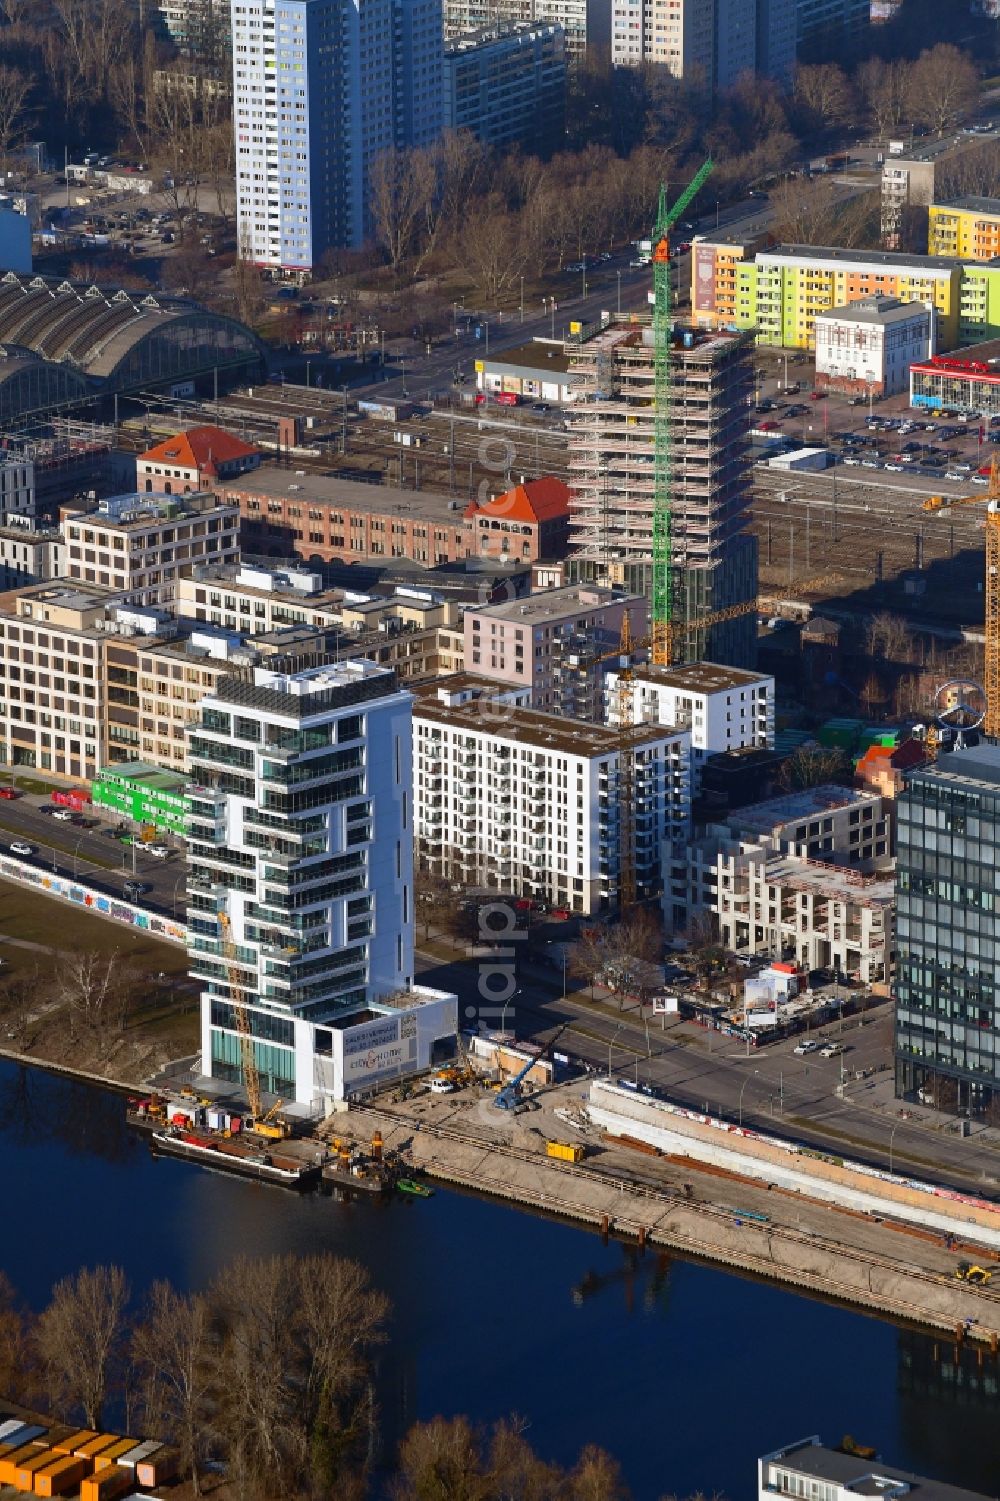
left=50, top=1430, right=97, bottom=1456
left=73, top=1435, right=122, bottom=1462
left=0, top=1445, right=48, bottom=1486
left=545, top=1140, right=584, bottom=1163
left=2, top=1428, right=46, bottom=1450
left=11, top=1449, right=57, bottom=1491
left=135, top=1450, right=177, bottom=1488
left=0, top=1421, right=26, bottom=1441
left=80, top=1465, right=133, bottom=1501
left=33, top=1454, right=89, bottom=1497
left=93, top=1441, right=137, bottom=1471
left=115, top=1441, right=161, bottom=1469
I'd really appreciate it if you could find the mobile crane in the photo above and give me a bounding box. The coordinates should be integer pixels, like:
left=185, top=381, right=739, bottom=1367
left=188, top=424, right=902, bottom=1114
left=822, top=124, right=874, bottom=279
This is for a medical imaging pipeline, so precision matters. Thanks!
left=494, top=1023, right=570, bottom=1111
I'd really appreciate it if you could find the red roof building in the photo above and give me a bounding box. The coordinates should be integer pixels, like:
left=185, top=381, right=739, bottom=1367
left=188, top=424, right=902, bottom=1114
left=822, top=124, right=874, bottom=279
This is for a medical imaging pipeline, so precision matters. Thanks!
left=136, top=425, right=260, bottom=495
left=465, top=476, right=571, bottom=563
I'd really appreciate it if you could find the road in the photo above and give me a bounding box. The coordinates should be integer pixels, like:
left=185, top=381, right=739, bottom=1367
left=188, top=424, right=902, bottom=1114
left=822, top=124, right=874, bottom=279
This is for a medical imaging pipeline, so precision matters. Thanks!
left=0, top=792, right=186, bottom=919
left=415, top=938, right=1000, bottom=1200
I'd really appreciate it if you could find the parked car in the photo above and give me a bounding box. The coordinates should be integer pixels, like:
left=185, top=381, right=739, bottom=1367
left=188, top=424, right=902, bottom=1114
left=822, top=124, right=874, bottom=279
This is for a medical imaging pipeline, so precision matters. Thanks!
left=793, top=1039, right=820, bottom=1055
left=9, top=841, right=33, bottom=857
left=819, top=1043, right=844, bottom=1058
left=147, top=844, right=170, bottom=859
left=0, top=787, right=19, bottom=800
left=51, top=808, right=73, bottom=821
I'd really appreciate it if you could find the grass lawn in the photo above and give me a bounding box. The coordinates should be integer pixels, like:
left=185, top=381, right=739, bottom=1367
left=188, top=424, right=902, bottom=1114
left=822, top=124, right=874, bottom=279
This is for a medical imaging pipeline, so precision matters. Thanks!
left=0, top=876, right=187, bottom=978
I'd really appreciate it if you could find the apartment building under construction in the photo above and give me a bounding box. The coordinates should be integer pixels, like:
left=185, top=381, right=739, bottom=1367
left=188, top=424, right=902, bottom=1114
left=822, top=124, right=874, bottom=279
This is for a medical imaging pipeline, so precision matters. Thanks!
left=565, top=317, right=758, bottom=669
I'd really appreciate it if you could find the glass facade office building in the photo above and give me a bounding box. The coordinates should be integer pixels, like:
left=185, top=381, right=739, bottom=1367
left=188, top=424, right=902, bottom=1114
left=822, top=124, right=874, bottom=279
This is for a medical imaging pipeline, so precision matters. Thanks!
left=895, top=745, right=1000, bottom=1112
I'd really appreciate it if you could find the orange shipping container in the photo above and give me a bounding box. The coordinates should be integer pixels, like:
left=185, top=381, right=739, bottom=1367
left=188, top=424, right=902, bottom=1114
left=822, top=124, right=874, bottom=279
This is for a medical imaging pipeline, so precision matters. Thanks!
left=136, top=1449, right=178, bottom=1488
left=80, top=1466, right=133, bottom=1501
left=50, top=1431, right=96, bottom=1457
left=33, top=1456, right=88, bottom=1497
left=12, top=1450, right=58, bottom=1492
left=0, top=1445, right=48, bottom=1487
left=92, top=1441, right=137, bottom=1472
left=73, top=1436, right=121, bottom=1462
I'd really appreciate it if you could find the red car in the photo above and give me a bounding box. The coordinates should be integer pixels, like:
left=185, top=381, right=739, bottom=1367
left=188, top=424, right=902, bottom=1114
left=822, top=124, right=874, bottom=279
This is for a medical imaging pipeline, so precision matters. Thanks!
left=759, top=419, right=779, bottom=431
left=810, top=390, right=826, bottom=401
left=0, top=787, right=20, bottom=800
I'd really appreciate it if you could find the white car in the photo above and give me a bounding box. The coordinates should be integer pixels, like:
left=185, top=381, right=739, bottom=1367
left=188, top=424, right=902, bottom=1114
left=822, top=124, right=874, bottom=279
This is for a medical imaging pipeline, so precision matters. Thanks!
left=147, top=844, right=170, bottom=859
left=429, top=1077, right=455, bottom=1094
left=793, top=1039, right=820, bottom=1055
left=9, top=841, right=33, bottom=857
left=51, top=808, right=73, bottom=822
left=819, top=1043, right=844, bottom=1058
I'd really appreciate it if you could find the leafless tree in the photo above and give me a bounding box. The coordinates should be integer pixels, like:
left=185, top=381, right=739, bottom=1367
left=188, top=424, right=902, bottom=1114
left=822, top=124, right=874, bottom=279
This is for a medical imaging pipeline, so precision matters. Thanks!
left=35, top=1265, right=130, bottom=1428
left=0, top=965, right=41, bottom=1049
left=791, top=63, right=855, bottom=137
left=865, top=611, right=914, bottom=666
left=0, top=64, right=31, bottom=165
left=457, top=195, right=530, bottom=302
left=569, top=1444, right=632, bottom=1501
left=855, top=57, right=909, bottom=140
left=905, top=44, right=979, bottom=137
left=369, top=145, right=436, bottom=274
left=571, top=910, right=663, bottom=1006
left=778, top=745, right=852, bottom=791
left=55, top=950, right=135, bottom=1039
left=132, top=1282, right=213, bottom=1496
left=0, top=1270, right=34, bottom=1403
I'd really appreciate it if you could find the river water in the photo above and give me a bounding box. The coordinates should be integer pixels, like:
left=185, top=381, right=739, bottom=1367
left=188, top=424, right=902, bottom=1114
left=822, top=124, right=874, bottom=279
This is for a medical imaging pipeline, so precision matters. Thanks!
left=3, top=1058, right=999, bottom=1501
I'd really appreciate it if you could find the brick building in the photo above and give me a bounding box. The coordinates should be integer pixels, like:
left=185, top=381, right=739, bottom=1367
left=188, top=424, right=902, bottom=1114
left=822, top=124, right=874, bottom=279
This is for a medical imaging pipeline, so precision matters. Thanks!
left=465, top=477, right=571, bottom=562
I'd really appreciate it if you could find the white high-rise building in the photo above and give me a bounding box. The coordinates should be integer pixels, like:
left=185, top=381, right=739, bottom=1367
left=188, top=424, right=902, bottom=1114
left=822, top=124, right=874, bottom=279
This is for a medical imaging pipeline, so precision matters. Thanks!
left=610, top=0, right=794, bottom=84
left=188, top=660, right=416, bottom=1106
left=231, top=0, right=443, bottom=271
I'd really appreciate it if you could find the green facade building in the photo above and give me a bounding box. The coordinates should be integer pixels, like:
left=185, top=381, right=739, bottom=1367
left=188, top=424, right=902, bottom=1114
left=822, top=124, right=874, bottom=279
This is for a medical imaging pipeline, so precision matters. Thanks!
left=92, top=762, right=188, bottom=837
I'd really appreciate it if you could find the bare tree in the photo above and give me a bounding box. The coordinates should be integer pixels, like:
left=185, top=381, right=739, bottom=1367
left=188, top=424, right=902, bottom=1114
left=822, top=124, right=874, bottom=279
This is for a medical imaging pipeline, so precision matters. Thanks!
left=132, top=1282, right=213, bottom=1496
left=0, top=64, right=31, bottom=166
left=369, top=145, right=436, bottom=274
left=0, top=1270, right=34, bottom=1403
left=55, top=950, right=135, bottom=1039
left=571, top=910, right=663, bottom=1006
left=778, top=745, right=852, bottom=791
left=855, top=57, right=909, bottom=140
left=865, top=611, right=913, bottom=666
left=906, top=44, right=979, bottom=137
left=791, top=63, right=855, bottom=137
left=35, top=1265, right=130, bottom=1428
left=569, top=1444, right=632, bottom=1501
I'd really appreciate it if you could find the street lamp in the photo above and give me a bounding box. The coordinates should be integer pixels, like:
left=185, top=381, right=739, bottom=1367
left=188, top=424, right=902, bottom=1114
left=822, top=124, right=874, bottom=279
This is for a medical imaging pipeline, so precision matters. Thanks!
left=72, top=836, right=83, bottom=880
left=172, top=876, right=184, bottom=921
left=582, top=255, right=587, bottom=300
left=616, top=269, right=622, bottom=316
left=889, top=1118, right=902, bottom=1177
left=608, top=1020, right=625, bottom=1078
left=500, top=988, right=520, bottom=1038
left=738, top=1069, right=759, bottom=1128
left=520, top=275, right=524, bottom=323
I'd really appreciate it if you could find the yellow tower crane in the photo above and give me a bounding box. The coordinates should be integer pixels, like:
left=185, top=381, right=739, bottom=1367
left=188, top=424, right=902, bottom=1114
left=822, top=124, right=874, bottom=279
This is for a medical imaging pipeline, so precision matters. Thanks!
left=922, top=456, right=1000, bottom=739
left=217, top=911, right=289, bottom=1138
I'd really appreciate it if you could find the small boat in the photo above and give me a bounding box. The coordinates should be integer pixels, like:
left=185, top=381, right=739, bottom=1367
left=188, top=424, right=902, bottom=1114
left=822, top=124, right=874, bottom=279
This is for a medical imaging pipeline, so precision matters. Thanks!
left=396, top=1176, right=433, bottom=1198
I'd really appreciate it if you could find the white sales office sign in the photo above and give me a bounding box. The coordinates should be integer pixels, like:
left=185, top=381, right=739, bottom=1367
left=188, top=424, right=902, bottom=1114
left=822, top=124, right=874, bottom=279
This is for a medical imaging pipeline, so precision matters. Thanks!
left=342, top=1013, right=417, bottom=1083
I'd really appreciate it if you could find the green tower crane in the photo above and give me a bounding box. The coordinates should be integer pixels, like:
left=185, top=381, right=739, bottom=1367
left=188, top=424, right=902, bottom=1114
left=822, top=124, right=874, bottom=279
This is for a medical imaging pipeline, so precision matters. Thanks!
left=650, top=158, right=714, bottom=668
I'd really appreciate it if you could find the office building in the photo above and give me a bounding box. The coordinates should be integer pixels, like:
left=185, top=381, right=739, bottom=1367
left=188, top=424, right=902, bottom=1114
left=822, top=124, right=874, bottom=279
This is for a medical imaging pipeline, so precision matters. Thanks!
left=610, top=0, right=795, bottom=83
left=412, top=679, right=690, bottom=912
left=928, top=197, right=1000, bottom=262
left=463, top=584, right=640, bottom=716
left=444, top=22, right=566, bottom=151
left=814, top=296, right=934, bottom=399
left=895, top=743, right=1000, bottom=1112
left=759, top=1438, right=993, bottom=1501
left=566, top=319, right=758, bottom=669
left=910, top=339, right=1000, bottom=415
left=189, top=660, right=423, bottom=1106
left=607, top=661, right=774, bottom=791
left=231, top=0, right=443, bottom=271
left=60, top=493, right=240, bottom=609
left=475, top=339, right=575, bottom=404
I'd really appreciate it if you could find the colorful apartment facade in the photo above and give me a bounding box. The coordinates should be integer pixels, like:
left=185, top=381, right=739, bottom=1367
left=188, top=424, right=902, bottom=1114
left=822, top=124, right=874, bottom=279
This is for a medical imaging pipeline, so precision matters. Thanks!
left=928, top=198, right=1000, bottom=262
left=693, top=241, right=969, bottom=351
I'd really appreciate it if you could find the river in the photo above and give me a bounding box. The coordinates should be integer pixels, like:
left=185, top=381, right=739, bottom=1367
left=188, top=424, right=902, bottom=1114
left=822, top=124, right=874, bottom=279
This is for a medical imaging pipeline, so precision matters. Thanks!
left=2, top=1058, right=999, bottom=1501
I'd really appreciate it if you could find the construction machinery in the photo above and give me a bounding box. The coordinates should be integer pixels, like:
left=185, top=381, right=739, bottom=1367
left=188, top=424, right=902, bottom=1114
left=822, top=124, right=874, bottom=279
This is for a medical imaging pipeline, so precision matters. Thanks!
left=494, top=1023, right=569, bottom=1111
left=923, top=459, right=1000, bottom=737
left=650, top=158, right=713, bottom=669
left=955, top=1261, right=993, bottom=1284
left=217, top=911, right=289, bottom=1138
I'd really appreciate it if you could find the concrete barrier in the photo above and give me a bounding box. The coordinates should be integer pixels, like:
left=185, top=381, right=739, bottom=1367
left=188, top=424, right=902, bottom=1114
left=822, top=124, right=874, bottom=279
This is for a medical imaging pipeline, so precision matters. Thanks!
left=0, top=854, right=186, bottom=947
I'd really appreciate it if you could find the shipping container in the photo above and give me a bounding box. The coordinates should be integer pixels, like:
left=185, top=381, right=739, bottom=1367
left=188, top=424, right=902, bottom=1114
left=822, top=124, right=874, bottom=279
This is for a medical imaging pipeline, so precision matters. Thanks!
left=50, top=788, right=90, bottom=810
left=0, top=1445, right=49, bottom=1486
left=33, top=1455, right=89, bottom=1497
left=73, top=1435, right=122, bottom=1462
left=0, top=1421, right=26, bottom=1441
left=12, top=1448, right=58, bottom=1491
left=50, top=1431, right=97, bottom=1456
left=2, top=1428, right=47, bottom=1450
left=135, top=1450, right=178, bottom=1489
left=93, top=1441, right=137, bottom=1472
left=546, top=1140, right=584, bottom=1163
left=114, top=1441, right=161, bottom=1470
left=80, top=1466, right=133, bottom=1501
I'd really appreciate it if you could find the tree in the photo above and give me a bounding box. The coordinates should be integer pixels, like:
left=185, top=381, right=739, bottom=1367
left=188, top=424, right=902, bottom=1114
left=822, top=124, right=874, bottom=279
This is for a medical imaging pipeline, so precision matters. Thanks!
left=569, top=1445, right=632, bottom=1501
left=855, top=58, right=909, bottom=141
left=0, top=64, right=31, bottom=166
left=55, top=950, right=135, bottom=1040
left=791, top=64, right=855, bottom=139
left=369, top=145, right=437, bottom=274
left=905, top=44, right=979, bottom=136
left=571, top=910, right=663, bottom=1006
left=778, top=745, right=852, bottom=791
left=132, top=1282, right=213, bottom=1496
left=35, top=1265, right=130, bottom=1428
left=865, top=611, right=913, bottom=667
left=0, top=1271, right=34, bottom=1403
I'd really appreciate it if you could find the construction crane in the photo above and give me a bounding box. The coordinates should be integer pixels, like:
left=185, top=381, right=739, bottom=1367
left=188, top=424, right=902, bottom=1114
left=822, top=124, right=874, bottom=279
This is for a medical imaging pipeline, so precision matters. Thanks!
left=922, top=457, right=1000, bottom=738
left=651, top=157, right=714, bottom=669
left=217, top=910, right=264, bottom=1125
left=494, top=1023, right=570, bottom=1111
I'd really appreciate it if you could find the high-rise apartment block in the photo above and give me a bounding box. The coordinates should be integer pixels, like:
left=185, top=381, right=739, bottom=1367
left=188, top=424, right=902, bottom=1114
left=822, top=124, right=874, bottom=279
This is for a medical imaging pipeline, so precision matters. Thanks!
left=566, top=320, right=758, bottom=669
left=441, top=0, right=588, bottom=54
left=895, top=744, right=1000, bottom=1112
left=444, top=21, right=566, bottom=151
left=232, top=0, right=443, bottom=271
left=188, top=661, right=416, bottom=1104
left=795, top=0, right=868, bottom=54
left=610, top=0, right=795, bottom=83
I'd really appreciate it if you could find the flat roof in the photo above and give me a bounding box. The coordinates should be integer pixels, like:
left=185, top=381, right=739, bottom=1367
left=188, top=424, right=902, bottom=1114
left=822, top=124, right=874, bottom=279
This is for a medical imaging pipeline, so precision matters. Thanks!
left=482, top=338, right=571, bottom=374
left=217, top=465, right=461, bottom=524
left=818, top=297, right=929, bottom=325
left=913, top=337, right=1000, bottom=370
left=913, top=742, right=1000, bottom=790
left=764, top=856, right=894, bottom=905
left=413, top=690, right=675, bottom=758
left=468, top=584, right=639, bottom=624
left=733, top=783, right=877, bottom=834
left=631, top=662, right=771, bottom=694
left=763, top=1440, right=995, bottom=1501
left=760, top=243, right=965, bottom=272
left=97, top=760, right=186, bottom=792
left=936, top=195, right=1000, bottom=215
left=186, top=563, right=346, bottom=610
